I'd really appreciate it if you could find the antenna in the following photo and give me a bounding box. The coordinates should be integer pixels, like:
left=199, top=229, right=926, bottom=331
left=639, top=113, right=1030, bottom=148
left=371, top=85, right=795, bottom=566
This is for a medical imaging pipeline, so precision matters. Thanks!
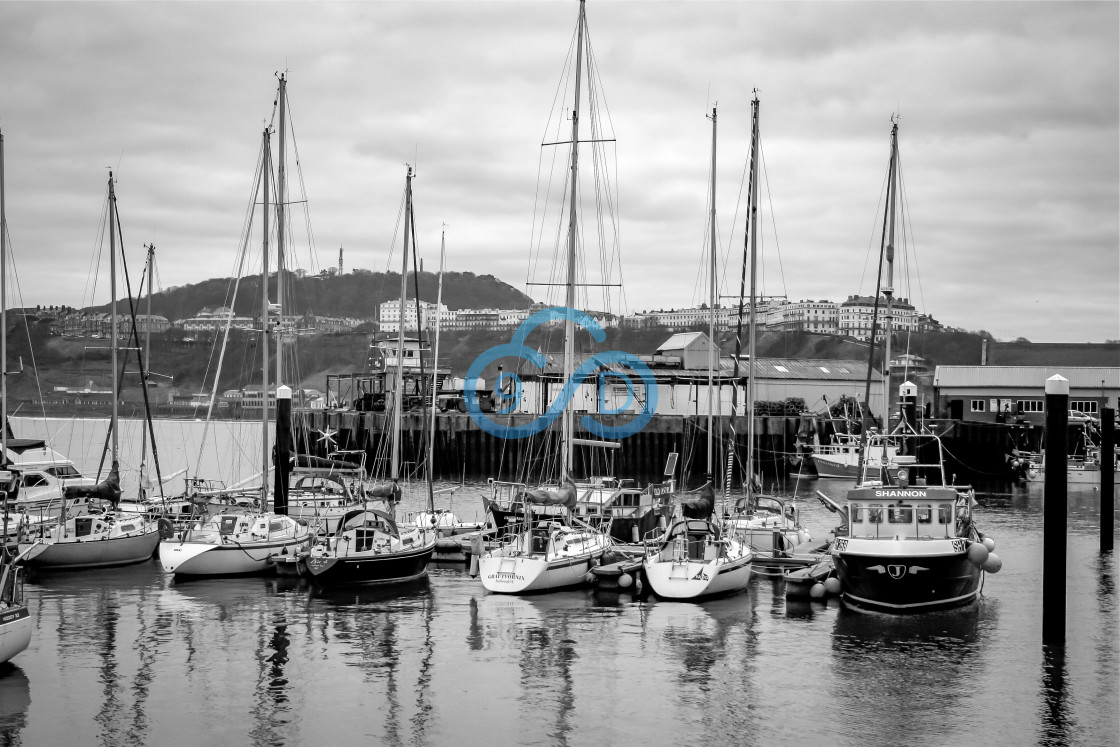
left=338, top=245, right=343, bottom=276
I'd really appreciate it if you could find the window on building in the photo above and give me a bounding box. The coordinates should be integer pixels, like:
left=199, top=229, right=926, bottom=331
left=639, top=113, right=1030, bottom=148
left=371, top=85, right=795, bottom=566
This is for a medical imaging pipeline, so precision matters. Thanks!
left=1071, top=400, right=1099, bottom=415
left=970, top=399, right=986, bottom=412
left=1017, top=399, right=1044, bottom=413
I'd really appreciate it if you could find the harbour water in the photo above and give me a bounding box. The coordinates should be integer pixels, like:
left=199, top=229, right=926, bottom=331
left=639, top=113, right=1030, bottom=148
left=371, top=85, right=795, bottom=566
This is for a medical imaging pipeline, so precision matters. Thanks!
left=2, top=417, right=1117, bottom=746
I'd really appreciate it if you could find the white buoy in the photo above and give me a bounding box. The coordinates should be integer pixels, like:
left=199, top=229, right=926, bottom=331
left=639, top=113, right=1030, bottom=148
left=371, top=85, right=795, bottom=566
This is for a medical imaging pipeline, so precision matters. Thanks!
left=584, top=571, right=596, bottom=584
left=618, top=573, right=633, bottom=589
left=982, top=536, right=996, bottom=552
left=809, top=582, right=826, bottom=599
left=981, top=552, right=1002, bottom=573
left=823, top=577, right=841, bottom=595
left=967, top=542, right=990, bottom=565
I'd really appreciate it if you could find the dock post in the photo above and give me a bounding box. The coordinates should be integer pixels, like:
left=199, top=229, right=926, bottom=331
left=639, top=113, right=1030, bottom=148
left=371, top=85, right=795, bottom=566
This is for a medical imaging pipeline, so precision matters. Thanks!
left=1042, top=375, right=1068, bottom=643
left=1102, top=407, right=1115, bottom=554
left=274, top=385, right=291, bottom=516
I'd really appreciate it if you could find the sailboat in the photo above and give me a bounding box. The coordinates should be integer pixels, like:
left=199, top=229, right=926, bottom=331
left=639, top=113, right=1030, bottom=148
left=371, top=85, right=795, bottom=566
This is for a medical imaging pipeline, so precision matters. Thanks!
left=301, top=166, right=436, bottom=587
left=642, top=104, right=753, bottom=601
left=825, top=121, right=1001, bottom=612
left=718, top=95, right=815, bottom=576
left=0, top=129, right=32, bottom=662
left=159, top=80, right=311, bottom=576
left=475, top=0, right=614, bottom=594
left=17, top=172, right=162, bottom=570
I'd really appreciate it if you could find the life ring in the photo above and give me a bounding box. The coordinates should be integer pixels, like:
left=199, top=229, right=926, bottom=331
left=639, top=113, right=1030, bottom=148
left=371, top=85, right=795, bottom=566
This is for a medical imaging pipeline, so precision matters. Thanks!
left=157, top=517, right=175, bottom=540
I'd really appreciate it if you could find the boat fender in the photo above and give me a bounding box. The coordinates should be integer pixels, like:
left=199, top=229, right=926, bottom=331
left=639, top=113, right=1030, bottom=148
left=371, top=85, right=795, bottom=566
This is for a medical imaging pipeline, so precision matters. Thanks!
left=966, top=542, right=989, bottom=566
left=982, top=536, right=996, bottom=552
left=809, top=582, right=826, bottom=599
left=981, top=552, right=1002, bottom=574
left=584, top=571, right=596, bottom=584
left=469, top=552, right=479, bottom=578
left=823, top=577, right=841, bottom=595
left=618, top=572, right=633, bottom=589
left=157, top=518, right=175, bottom=540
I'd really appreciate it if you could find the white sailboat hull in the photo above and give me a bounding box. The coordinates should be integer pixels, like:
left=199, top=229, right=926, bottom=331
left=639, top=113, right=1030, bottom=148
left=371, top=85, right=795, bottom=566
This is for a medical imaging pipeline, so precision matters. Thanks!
left=642, top=553, right=753, bottom=600
left=160, top=533, right=310, bottom=576
left=18, top=530, right=160, bottom=570
left=479, top=552, right=600, bottom=594
left=0, top=606, right=32, bottom=664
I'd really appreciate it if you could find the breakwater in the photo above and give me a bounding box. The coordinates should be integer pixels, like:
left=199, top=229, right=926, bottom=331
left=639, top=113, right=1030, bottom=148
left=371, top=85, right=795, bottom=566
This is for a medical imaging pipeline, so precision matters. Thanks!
left=292, top=410, right=1027, bottom=483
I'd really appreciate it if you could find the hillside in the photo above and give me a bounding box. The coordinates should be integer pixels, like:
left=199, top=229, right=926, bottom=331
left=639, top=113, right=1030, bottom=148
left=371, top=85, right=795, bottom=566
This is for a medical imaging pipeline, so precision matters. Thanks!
left=77, top=269, right=535, bottom=321
left=6, top=317, right=1000, bottom=399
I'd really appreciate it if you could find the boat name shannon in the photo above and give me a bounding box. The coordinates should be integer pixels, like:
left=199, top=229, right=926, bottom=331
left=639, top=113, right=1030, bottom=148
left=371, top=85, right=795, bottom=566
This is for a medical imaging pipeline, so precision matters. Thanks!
left=872, top=489, right=928, bottom=498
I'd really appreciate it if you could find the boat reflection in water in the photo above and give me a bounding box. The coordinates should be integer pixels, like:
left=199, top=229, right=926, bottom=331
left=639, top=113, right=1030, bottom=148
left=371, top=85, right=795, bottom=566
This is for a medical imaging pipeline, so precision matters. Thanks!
left=830, top=601, right=990, bottom=740
left=0, top=665, right=30, bottom=733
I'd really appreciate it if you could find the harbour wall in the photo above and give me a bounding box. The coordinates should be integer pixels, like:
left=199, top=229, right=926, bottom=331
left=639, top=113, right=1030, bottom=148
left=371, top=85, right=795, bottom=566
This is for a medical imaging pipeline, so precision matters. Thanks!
left=292, top=410, right=1028, bottom=484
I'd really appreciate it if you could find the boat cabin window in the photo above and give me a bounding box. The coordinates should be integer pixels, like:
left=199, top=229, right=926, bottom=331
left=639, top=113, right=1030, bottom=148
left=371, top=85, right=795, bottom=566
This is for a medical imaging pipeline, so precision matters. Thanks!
left=938, top=506, right=953, bottom=524
left=118, top=523, right=135, bottom=533
left=531, top=528, right=551, bottom=553
left=75, top=517, right=96, bottom=537
left=219, top=516, right=240, bottom=535
left=867, top=505, right=883, bottom=523
left=888, top=507, right=913, bottom=524
left=354, top=528, right=377, bottom=552
left=22, top=473, right=47, bottom=487
left=269, top=520, right=285, bottom=533
left=45, top=466, right=82, bottom=478
left=916, top=505, right=933, bottom=524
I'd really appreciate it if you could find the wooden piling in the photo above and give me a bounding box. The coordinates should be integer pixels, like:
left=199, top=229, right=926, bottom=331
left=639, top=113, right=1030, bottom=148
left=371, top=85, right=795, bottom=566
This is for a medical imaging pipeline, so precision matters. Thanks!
left=1043, top=374, right=1068, bottom=643
left=1101, top=407, right=1115, bottom=554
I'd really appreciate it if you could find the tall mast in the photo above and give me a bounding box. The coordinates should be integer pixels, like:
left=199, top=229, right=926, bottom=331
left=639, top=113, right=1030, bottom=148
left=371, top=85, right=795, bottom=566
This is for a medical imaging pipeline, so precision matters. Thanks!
left=426, top=227, right=447, bottom=513
left=108, top=172, right=119, bottom=464
left=745, top=95, right=760, bottom=499
left=275, top=74, right=287, bottom=389
left=856, top=120, right=898, bottom=483
left=707, top=106, right=718, bottom=481
left=561, top=0, right=587, bottom=484
left=882, top=120, right=899, bottom=432
left=260, top=128, right=271, bottom=505
left=392, top=167, right=412, bottom=482
left=0, top=131, right=7, bottom=487
left=139, top=243, right=154, bottom=498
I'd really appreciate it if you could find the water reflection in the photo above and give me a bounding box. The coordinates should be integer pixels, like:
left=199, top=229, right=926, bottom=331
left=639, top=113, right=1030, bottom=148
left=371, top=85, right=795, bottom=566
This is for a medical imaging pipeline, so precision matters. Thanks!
left=0, top=664, right=30, bottom=735
left=1038, top=643, right=1071, bottom=746
left=638, top=594, right=759, bottom=738
left=832, top=602, right=991, bottom=742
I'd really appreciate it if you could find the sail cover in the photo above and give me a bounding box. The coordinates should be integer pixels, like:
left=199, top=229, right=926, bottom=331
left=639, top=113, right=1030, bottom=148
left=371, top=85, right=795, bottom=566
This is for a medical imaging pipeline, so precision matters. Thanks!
left=64, top=461, right=122, bottom=505
left=675, top=481, right=715, bottom=520
left=519, top=479, right=577, bottom=510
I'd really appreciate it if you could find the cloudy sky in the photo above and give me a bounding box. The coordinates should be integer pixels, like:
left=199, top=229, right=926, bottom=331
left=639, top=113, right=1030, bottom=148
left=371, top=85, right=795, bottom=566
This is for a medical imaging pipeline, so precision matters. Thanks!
left=0, top=1, right=1116, bottom=343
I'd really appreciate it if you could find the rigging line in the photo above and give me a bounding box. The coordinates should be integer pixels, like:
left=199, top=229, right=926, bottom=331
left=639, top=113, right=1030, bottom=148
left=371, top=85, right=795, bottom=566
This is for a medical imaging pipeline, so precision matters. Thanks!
left=116, top=230, right=165, bottom=500
left=283, top=98, right=322, bottom=276
left=896, top=153, right=927, bottom=320
left=193, top=141, right=267, bottom=481
left=81, top=181, right=111, bottom=319
left=4, top=226, right=52, bottom=433
left=858, top=159, right=892, bottom=299
left=759, top=138, right=788, bottom=299
left=375, top=180, right=410, bottom=307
